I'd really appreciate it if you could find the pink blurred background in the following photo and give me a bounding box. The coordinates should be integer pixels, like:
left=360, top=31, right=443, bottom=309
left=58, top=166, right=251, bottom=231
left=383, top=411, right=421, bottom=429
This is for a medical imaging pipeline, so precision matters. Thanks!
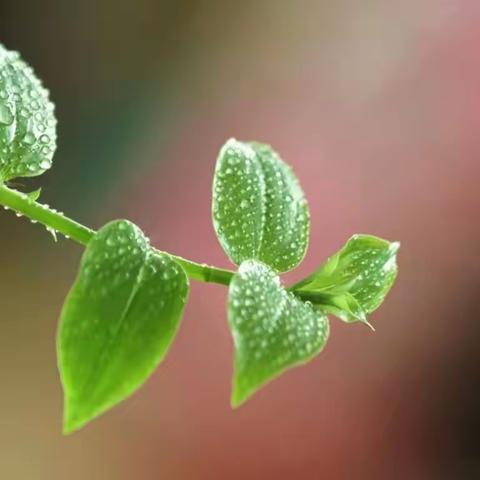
left=1, top=1, right=479, bottom=478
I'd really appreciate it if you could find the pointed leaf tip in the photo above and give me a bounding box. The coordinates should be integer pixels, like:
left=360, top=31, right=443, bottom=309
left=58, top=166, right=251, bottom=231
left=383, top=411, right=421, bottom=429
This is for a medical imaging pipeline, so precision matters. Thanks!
left=292, top=234, right=399, bottom=326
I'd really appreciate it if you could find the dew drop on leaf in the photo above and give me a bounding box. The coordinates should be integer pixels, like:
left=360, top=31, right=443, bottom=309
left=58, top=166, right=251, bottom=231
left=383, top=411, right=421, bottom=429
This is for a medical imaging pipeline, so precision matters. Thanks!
left=0, top=43, right=57, bottom=182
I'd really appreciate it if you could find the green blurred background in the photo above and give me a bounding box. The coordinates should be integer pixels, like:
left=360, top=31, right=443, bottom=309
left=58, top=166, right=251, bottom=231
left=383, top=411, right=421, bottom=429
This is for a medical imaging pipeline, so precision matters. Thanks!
left=1, top=1, right=479, bottom=478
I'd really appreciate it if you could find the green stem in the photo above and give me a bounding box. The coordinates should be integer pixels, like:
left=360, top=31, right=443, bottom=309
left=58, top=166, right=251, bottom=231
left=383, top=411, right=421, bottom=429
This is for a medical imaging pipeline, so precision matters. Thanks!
left=0, top=184, right=94, bottom=244
left=170, top=255, right=233, bottom=286
left=0, top=184, right=234, bottom=286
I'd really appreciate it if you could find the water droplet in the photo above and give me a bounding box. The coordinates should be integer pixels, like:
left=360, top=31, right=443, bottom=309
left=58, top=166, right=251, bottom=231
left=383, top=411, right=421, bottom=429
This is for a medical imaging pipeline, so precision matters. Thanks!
left=0, top=103, right=13, bottom=125
left=22, top=131, right=36, bottom=145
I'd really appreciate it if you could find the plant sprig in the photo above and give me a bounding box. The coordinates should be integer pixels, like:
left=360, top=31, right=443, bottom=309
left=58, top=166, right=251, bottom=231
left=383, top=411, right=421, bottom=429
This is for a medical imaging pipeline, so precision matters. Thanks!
left=0, top=44, right=400, bottom=433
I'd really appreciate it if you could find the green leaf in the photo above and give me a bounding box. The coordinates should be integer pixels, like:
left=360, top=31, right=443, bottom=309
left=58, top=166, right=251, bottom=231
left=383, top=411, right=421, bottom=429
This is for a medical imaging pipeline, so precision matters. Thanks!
left=212, top=139, right=309, bottom=272
left=228, top=260, right=329, bottom=406
left=0, top=44, right=57, bottom=182
left=292, top=234, right=399, bottom=326
left=57, top=220, right=189, bottom=433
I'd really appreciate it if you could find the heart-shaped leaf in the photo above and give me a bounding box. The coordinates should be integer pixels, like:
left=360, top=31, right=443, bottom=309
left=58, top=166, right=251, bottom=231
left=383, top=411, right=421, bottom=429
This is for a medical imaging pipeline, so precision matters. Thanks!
left=212, top=139, right=309, bottom=272
left=58, top=220, right=189, bottom=433
left=228, top=260, right=329, bottom=406
left=292, top=234, right=399, bottom=326
left=0, top=44, right=57, bottom=182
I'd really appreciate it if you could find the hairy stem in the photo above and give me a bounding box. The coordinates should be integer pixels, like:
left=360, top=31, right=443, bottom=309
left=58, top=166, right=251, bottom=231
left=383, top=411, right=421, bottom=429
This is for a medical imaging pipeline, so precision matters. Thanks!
left=0, top=184, right=234, bottom=286
left=0, top=184, right=94, bottom=244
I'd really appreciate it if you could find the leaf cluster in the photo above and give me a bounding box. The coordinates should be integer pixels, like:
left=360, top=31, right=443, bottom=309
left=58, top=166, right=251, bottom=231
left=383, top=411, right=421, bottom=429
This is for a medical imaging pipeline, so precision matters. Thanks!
left=0, top=44, right=400, bottom=433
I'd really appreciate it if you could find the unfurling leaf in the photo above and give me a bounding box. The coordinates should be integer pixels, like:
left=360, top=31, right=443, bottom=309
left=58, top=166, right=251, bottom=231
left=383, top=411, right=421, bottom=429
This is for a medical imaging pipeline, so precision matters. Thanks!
left=58, top=220, right=189, bottom=433
left=228, top=260, right=329, bottom=406
left=0, top=44, right=57, bottom=182
left=292, top=234, right=399, bottom=326
left=212, top=139, right=309, bottom=272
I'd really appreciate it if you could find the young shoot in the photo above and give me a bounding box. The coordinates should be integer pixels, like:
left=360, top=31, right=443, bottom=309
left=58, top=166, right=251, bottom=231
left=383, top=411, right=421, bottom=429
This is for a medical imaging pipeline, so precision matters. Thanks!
left=0, top=44, right=400, bottom=434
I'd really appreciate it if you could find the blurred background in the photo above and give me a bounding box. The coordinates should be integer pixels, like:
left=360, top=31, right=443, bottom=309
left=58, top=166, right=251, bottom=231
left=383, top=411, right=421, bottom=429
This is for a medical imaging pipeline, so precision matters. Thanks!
left=1, top=1, right=479, bottom=478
